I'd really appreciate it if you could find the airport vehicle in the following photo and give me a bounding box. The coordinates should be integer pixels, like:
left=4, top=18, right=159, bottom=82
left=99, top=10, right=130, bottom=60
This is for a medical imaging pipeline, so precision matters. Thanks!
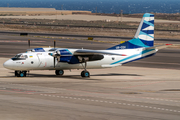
left=3, top=13, right=171, bottom=77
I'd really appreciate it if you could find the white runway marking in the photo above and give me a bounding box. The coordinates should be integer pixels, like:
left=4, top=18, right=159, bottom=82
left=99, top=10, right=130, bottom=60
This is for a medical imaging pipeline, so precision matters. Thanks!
left=40, top=94, right=180, bottom=113
left=1, top=82, right=180, bottom=105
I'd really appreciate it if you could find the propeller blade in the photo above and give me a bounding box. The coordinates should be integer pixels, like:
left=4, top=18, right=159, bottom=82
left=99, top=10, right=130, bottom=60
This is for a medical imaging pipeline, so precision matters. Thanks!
left=54, top=40, right=56, bottom=49
left=53, top=40, right=56, bottom=69
left=28, top=39, right=30, bottom=48
left=54, top=57, right=56, bottom=69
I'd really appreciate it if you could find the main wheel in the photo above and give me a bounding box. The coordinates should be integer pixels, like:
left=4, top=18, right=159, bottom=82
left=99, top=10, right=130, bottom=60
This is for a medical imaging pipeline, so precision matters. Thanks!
left=81, top=71, right=85, bottom=77
left=55, top=70, right=64, bottom=76
left=81, top=71, right=90, bottom=77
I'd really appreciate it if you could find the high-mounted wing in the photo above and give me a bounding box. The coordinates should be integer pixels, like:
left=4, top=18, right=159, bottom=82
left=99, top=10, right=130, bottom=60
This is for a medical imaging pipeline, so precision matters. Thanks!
left=48, top=49, right=126, bottom=64
left=74, top=49, right=126, bottom=56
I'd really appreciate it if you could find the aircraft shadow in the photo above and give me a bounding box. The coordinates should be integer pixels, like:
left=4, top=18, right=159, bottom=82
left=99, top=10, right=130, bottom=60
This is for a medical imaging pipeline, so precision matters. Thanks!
left=7, top=72, right=100, bottom=80
left=29, top=73, right=90, bottom=79
left=92, top=73, right=142, bottom=76
left=5, top=72, right=142, bottom=80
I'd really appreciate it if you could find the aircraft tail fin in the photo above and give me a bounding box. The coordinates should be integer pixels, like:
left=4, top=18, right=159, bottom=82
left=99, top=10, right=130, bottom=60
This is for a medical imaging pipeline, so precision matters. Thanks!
left=107, top=13, right=154, bottom=50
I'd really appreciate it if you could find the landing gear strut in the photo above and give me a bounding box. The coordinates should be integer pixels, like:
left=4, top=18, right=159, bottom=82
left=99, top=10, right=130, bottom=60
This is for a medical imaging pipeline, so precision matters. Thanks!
left=81, top=61, right=90, bottom=78
left=15, top=71, right=27, bottom=77
left=55, top=70, right=64, bottom=76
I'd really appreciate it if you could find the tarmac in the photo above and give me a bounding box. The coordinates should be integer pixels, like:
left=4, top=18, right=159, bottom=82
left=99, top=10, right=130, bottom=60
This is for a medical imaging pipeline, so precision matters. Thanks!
left=1, top=58, right=180, bottom=120
left=0, top=33, right=180, bottom=120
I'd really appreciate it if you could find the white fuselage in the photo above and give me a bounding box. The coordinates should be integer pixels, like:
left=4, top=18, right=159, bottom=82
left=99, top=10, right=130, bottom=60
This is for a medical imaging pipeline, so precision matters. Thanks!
left=3, top=48, right=157, bottom=71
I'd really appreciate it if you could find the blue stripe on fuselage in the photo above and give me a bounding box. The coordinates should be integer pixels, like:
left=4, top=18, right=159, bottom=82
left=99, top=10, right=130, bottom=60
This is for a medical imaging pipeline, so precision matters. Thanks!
left=110, top=49, right=155, bottom=65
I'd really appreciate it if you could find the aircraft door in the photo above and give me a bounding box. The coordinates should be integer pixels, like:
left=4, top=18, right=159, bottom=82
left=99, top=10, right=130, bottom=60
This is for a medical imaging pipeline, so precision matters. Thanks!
left=37, top=53, right=46, bottom=68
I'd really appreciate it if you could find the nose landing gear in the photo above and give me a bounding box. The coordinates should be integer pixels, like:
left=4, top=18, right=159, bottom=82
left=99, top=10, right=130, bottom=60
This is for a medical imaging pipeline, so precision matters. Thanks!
left=15, top=71, right=27, bottom=77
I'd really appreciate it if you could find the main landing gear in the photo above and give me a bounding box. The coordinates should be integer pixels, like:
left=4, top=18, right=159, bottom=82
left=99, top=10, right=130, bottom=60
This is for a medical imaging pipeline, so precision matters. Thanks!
left=81, top=61, right=90, bottom=78
left=15, top=71, right=27, bottom=77
left=81, top=70, right=90, bottom=77
left=55, top=70, right=64, bottom=76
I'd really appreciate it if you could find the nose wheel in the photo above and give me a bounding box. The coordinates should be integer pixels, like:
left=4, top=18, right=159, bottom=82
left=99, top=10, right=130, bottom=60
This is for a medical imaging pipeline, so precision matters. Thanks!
left=15, top=71, right=27, bottom=77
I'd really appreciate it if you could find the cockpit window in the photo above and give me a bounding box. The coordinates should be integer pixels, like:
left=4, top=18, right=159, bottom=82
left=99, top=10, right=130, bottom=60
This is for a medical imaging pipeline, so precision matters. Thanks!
left=14, top=54, right=21, bottom=58
left=12, top=54, right=28, bottom=61
left=14, top=54, right=28, bottom=58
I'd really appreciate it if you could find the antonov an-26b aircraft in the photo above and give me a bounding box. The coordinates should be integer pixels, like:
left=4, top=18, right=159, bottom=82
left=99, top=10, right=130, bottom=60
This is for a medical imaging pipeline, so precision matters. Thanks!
left=3, top=13, right=171, bottom=77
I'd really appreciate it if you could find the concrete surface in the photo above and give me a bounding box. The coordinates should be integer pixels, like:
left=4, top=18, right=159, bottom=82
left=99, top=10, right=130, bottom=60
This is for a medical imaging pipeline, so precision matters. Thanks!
left=1, top=57, right=180, bottom=120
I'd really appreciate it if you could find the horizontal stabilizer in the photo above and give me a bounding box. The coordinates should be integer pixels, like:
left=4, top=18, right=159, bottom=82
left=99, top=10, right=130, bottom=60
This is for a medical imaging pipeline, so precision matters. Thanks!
left=143, top=44, right=172, bottom=51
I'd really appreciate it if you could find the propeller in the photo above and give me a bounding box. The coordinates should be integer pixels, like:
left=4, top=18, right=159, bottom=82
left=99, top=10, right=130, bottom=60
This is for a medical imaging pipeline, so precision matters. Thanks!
left=28, top=39, right=30, bottom=49
left=54, top=57, right=56, bottom=69
left=53, top=40, right=56, bottom=69
left=54, top=40, right=56, bottom=49
left=48, top=40, right=61, bottom=68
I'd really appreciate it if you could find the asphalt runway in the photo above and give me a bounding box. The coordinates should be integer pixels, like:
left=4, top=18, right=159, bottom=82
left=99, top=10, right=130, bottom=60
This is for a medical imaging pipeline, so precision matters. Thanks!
left=0, top=33, right=180, bottom=120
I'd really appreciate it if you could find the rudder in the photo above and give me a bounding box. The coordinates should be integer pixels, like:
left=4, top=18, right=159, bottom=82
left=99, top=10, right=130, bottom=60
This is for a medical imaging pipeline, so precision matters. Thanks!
left=107, top=13, right=154, bottom=50
left=134, top=13, right=154, bottom=47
